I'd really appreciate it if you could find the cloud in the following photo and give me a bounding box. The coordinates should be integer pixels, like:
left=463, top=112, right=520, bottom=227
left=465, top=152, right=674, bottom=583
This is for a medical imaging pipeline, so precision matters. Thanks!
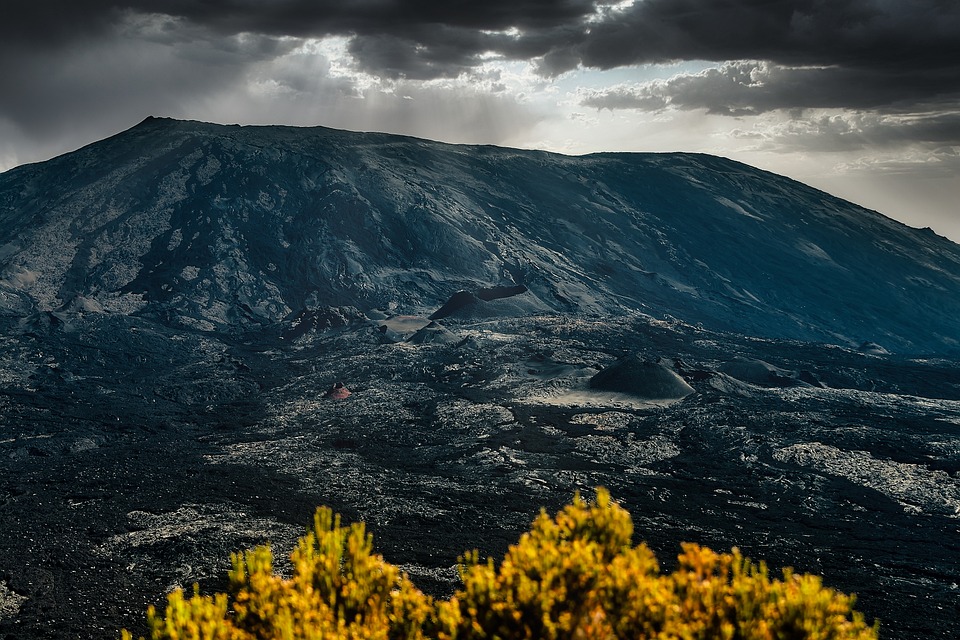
left=5, top=1, right=958, bottom=115
left=0, top=12, right=297, bottom=139
left=759, top=112, right=960, bottom=155
left=346, top=28, right=489, bottom=80
left=835, top=146, right=960, bottom=177
left=575, top=0, right=960, bottom=72
left=582, top=61, right=960, bottom=116
left=9, top=1, right=957, bottom=80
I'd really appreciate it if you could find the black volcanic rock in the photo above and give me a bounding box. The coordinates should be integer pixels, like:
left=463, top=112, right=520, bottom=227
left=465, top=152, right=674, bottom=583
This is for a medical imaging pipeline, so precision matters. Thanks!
left=1, top=118, right=959, bottom=351
left=281, top=306, right=364, bottom=342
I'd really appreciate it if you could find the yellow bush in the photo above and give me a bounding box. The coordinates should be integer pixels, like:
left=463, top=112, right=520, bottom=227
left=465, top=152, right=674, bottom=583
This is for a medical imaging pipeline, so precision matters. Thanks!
left=125, top=489, right=878, bottom=640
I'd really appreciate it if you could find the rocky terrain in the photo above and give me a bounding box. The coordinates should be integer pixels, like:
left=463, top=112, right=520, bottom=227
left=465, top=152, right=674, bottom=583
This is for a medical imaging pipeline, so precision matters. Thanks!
left=0, top=118, right=958, bottom=639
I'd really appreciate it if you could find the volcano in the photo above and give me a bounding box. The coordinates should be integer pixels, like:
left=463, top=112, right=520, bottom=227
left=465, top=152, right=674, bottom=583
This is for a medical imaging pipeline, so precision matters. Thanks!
left=2, top=116, right=959, bottom=351
left=0, top=119, right=958, bottom=640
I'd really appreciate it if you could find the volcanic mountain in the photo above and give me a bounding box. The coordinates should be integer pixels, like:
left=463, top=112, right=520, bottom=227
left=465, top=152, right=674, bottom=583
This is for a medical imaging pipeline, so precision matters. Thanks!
left=2, top=116, right=959, bottom=352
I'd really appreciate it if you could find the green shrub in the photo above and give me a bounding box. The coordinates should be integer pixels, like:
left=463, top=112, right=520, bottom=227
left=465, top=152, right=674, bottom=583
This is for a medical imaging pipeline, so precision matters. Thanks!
left=125, top=489, right=878, bottom=639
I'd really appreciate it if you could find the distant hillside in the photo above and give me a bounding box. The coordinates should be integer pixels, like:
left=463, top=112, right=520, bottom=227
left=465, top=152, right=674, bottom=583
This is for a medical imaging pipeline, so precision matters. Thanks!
left=2, top=116, right=959, bottom=352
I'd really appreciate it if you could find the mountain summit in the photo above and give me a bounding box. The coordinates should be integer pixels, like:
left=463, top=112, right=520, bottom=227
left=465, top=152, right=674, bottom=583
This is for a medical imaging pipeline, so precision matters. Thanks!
left=2, top=117, right=958, bottom=352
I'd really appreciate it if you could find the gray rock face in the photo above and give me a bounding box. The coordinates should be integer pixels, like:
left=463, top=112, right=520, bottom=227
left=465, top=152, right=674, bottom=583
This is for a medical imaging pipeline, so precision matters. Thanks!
left=1, top=117, right=959, bottom=352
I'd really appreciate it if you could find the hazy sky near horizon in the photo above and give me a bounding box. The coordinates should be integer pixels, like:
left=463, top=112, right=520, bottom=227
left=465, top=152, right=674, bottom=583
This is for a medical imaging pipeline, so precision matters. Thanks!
left=1, top=1, right=958, bottom=239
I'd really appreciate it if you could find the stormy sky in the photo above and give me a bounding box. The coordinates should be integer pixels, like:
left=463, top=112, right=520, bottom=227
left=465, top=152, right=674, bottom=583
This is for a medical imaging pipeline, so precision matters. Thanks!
left=2, top=0, right=958, bottom=239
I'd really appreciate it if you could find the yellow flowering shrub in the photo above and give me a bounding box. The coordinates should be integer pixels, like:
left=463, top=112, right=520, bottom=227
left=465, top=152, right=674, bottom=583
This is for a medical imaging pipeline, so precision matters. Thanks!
left=125, top=489, right=878, bottom=640
left=124, top=508, right=433, bottom=640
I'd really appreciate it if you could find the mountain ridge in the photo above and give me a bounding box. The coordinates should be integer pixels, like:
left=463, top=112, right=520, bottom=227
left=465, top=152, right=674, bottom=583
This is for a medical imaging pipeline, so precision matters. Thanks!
left=2, top=117, right=959, bottom=352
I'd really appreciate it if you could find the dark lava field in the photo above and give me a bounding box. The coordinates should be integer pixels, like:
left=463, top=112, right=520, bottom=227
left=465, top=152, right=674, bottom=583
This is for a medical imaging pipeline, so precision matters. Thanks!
left=1, top=309, right=958, bottom=639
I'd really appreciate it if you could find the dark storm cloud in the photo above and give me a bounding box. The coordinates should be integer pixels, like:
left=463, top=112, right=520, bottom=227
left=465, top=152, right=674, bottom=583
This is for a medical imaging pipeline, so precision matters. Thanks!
left=570, top=0, right=960, bottom=116
left=345, top=27, right=492, bottom=80
left=0, top=0, right=596, bottom=49
left=0, top=14, right=297, bottom=140
left=6, top=1, right=959, bottom=92
left=3, top=0, right=960, bottom=163
left=7, top=1, right=958, bottom=102
left=569, top=0, right=960, bottom=73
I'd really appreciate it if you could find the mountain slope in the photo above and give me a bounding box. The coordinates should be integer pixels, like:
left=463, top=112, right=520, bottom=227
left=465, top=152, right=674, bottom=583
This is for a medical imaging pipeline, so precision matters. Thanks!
left=1, top=116, right=958, bottom=352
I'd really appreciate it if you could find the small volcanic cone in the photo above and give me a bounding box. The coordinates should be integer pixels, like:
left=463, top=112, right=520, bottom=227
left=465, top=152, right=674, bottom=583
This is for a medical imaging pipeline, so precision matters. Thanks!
left=590, top=354, right=694, bottom=400
left=324, top=381, right=352, bottom=400
left=718, top=357, right=797, bottom=387
left=407, top=321, right=459, bottom=345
